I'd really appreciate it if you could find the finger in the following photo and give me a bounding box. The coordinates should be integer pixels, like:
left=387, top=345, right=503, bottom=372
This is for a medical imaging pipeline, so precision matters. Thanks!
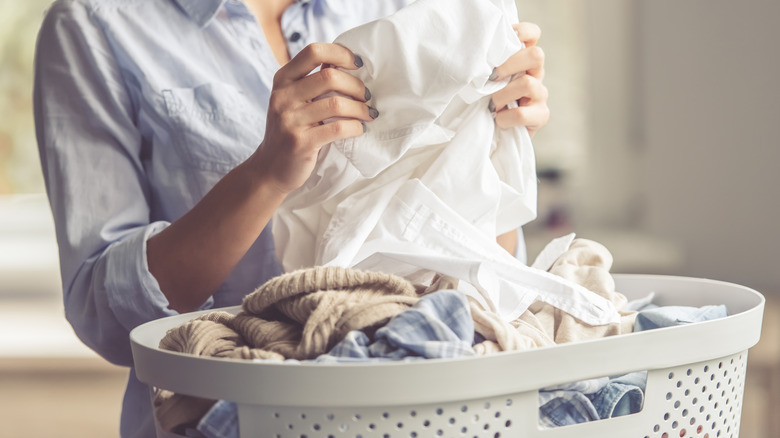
left=532, top=66, right=545, bottom=81
left=296, top=95, right=376, bottom=127
left=294, top=67, right=371, bottom=103
left=306, top=119, right=366, bottom=146
left=492, top=45, right=545, bottom=82
left=274, top=42, right=363, bottom=85
left=513, top=22, right=541, bottom=46
left=490, top=74, right=548, bottom=111
left=494, top=104, right=550, bottom=131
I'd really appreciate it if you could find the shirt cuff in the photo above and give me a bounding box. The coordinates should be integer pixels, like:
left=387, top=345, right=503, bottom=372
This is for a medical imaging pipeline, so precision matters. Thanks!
left=104, top=221, right=214, bottom=332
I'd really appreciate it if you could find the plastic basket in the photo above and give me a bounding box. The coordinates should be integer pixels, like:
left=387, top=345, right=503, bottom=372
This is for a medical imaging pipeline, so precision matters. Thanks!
left=130, top=274, right=765, bottom=438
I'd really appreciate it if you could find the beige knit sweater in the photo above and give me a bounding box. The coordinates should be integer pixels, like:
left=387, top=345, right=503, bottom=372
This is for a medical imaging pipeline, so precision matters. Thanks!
left=154, top=266, right=419, bottom=433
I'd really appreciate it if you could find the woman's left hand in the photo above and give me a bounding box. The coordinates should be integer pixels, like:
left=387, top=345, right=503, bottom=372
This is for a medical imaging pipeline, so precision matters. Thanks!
left=489, top=22, right=549, bottom=138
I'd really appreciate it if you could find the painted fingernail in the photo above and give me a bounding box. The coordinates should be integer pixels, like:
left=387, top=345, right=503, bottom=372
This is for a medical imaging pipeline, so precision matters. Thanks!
left=362, top=121, right=367, bottom=133
left=488, top=99, right=496, bottom=113
left=368, top=107, right=379, bottom=119
left=354, top=54, right=364, bottom=68
left=489, top=68, right=499, bottom=81
left=364, top=87, right=371, bottom=101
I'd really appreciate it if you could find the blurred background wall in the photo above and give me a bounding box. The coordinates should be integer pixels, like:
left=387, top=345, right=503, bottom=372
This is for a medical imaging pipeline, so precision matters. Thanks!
left=0, top=1, right=48, bottom=195
left=635, top=0, right=780, bottom=294
left=520, top=2, right=779, bottom=436
left=0, top=0, right=777, bottom=436
left=522, top=0, right=780, bottom=295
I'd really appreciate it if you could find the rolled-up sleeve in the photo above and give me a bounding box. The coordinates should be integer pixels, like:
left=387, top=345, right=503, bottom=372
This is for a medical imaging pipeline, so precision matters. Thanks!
left=33, top=1, right=197, bottom=366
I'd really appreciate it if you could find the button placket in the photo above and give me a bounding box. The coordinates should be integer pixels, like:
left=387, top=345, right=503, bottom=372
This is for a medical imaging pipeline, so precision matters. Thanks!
left=281, top=1, right=310, bottom=57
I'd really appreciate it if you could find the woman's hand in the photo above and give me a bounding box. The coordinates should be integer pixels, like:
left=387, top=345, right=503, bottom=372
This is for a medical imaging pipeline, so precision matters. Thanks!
left=249, top=43, right=377, bottom=195
left=489, top=22, right=550, bottom=138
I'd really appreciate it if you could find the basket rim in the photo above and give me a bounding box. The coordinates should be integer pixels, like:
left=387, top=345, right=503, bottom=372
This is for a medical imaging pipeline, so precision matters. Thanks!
left=130, top=274, right=765, bottom=407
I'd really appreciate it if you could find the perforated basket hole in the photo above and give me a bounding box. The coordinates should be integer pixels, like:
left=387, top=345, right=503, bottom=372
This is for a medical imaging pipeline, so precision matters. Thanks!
left=650, top=352, right=747, bottom=438
left=255, top=395, right=519, bottom=436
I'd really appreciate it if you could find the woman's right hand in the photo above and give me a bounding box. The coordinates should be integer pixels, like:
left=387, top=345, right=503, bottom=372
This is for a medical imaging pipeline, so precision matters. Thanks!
left=250, top=43, right=376, bottom=195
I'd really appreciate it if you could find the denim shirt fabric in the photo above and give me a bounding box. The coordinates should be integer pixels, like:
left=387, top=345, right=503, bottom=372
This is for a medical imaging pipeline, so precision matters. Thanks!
left=539, top=391, right=602, bottom=427
left=538, top=372, right=647, bottom=428
left=33, top=0, right=410, bottom=436
left=589, top=371, right=648, bottom=419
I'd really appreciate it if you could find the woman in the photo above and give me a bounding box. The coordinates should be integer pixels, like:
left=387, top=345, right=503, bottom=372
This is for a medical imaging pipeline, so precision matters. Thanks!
left=33, top=0, right=549, bottom=436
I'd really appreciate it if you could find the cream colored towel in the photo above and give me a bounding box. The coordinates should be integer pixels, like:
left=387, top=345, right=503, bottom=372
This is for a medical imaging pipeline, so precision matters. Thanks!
left=537, top=238, right=636, bottom=344
left=471, top=238, right=637, bottom=353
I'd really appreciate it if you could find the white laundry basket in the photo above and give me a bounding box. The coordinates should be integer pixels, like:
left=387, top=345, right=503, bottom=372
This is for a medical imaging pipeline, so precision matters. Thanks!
left=130, top=274, right=765, bottom=438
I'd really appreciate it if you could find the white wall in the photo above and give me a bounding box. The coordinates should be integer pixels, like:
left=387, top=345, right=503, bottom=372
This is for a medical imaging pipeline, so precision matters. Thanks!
left=576, top=0, right=780, bottom=291
left=636, top=0, right=780, bottom=291
left=517, top=1, right=688, bottom=274
left=575, top=0, right=642, bottom=228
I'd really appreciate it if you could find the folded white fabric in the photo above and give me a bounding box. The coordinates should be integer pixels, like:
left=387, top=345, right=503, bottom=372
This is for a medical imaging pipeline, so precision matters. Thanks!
left=273, top=0, right=620, bottom=325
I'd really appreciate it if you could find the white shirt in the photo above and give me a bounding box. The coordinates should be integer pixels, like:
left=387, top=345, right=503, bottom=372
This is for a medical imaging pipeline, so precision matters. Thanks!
left=273, top=0, right=621, bottom=325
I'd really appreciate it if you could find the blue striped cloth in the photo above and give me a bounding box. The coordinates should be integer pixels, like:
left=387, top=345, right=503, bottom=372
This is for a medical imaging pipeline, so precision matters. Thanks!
left=316, top=289, right=477, bottom=362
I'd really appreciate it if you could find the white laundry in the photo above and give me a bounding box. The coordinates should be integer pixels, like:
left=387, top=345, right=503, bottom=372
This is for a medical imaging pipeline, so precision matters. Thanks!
left=531, top=232, right=577, bottom=271
left=272, top=0, right=621, bottom=325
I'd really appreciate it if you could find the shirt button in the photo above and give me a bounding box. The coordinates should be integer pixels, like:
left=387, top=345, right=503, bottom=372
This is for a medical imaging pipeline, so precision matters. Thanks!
left=289, top=32, right=302, bottom=42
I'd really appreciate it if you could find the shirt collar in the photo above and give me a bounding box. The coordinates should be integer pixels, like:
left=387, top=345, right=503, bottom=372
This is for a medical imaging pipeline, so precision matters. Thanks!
left=172, top=0, right=317, bottom=28
left=171, top=0, right=226, bottom=28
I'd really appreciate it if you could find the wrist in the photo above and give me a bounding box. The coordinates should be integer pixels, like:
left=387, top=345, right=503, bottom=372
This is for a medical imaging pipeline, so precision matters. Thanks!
left=239, top=152, right=290, bottom=206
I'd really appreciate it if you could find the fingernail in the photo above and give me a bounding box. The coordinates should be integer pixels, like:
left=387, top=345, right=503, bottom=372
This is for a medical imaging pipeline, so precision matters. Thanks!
left=368, top=106, right=379, bottom=119
left=488, top=99, right=496, bottom=113
left=364, top=87, right=371, bottom=101
left=361, top=121, right=367, bottom=133
left=354, top=54, right=364, bottom=68
left=489, top=68, right=498, bottom=81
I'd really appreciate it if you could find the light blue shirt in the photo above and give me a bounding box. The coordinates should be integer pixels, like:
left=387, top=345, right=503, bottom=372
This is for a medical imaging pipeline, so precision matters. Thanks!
left=33, top=0, right=410, bottom=436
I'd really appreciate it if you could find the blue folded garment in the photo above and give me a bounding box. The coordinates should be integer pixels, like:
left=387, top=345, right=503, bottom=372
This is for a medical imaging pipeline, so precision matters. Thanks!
left=634, top=305, right=728, bottom=332
left=316, top=289, right=476, bottom=362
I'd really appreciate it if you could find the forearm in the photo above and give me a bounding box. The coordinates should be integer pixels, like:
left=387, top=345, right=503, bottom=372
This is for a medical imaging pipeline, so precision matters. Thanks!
left=497, top=228, right=518, bottom=256
left=147, top=158, right=286, bottom=313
